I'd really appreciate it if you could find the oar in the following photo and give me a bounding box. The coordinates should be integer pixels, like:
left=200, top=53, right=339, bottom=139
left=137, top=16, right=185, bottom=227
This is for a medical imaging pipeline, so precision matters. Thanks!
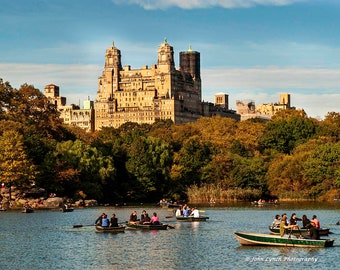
left=74, top=221, right=127, bottom=228
left=167, top=224, right=175, bottom=229
left=199, top=210, right=205, bottom=213
left=286, top=227, right=293, bottom=247
left=73, top=224, right=94, bottom=228
left=296, top=225, right=303, bottom=238
left=165, top=215, right=174, bottom=219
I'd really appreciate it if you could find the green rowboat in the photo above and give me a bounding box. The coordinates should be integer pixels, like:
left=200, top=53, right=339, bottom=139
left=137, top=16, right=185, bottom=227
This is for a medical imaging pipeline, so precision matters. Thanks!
left=176, top=216, right=209, bottom=222
left=269, top=226, right=330, bottom=236
left=126, top=222, right=168, bottom=230
left=95, top=225, right=125, bottom=233
left=235, top=231, right=334, bottom=248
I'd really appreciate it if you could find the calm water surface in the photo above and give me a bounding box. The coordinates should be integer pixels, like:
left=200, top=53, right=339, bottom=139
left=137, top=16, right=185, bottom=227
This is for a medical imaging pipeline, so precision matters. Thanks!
left=1, top=203, right=340, bottom=270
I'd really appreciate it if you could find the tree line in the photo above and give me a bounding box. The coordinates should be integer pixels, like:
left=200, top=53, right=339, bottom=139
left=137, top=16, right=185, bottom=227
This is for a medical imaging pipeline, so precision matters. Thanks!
left=0, top=79, right=339, bottom=203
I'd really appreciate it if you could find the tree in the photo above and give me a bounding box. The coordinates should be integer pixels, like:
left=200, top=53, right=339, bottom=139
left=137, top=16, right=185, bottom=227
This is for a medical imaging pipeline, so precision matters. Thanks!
left=304, top=142, right=340, bottom=197
left=0, top=79, right=14, bottom=118
left=170, top=135, right=211, bottom=191
left=259, top=112, right=317, bottom=154
left=0, top=130, right=36, bottom=189
left=318, top=112, right=340, bottom=142
left=230, top=154, right=268, bottom=191
left=200, top=153, right=233, bottom=187
left=52, top=140, right=116, bottom=200
left=235, top=119, right=266, bottom=155
left=125, top=135, right=173, bottom=201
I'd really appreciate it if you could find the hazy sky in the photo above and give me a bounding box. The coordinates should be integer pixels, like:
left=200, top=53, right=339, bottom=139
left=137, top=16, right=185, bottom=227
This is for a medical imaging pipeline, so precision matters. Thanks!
left=1, top=0, right=339, bottom=119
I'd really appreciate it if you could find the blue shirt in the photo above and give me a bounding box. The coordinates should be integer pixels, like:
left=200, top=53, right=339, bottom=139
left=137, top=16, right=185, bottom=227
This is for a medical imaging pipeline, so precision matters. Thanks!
left=102, top=218, right=109, bottom=227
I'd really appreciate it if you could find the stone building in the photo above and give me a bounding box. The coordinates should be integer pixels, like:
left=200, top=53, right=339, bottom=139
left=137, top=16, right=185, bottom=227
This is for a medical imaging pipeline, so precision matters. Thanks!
left=44, top=40, right=240, bottom=131
left=44, top=84, right=95, bottom=132
left=255, top=93, right=292, bottom=116
left=94, top=39, right=239, bottom=130
left=236, top=93, right=293, bottom=121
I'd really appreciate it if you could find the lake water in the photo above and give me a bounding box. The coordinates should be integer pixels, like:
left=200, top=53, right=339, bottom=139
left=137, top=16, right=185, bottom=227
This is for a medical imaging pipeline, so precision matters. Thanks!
left=1, top=202, right=340, bottom=270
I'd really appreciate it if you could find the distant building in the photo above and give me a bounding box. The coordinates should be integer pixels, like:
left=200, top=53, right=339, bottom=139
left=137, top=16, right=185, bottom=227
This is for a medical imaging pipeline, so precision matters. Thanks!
left=94, top=39, right=239, bottom=130
left=44, top=40, right=242, bottom=131
left=236, top=93, right=294, bottom=121
left=44, top=84, right=95, bottom=132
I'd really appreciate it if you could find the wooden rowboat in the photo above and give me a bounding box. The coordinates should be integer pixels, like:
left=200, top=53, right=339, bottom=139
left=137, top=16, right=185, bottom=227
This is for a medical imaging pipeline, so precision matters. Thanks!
left=235, top=231, right=334, bottom=248
left=176, top=216, right=209, bottom=222
left=269, top=225, right=330, bottom=236
left=126, top=222, right=168, bottom=230
left=95, top=225, right=125, bottom=233
left=22, top=208, right=34, bottom=213
left=60, top=207, right=74, bottom=212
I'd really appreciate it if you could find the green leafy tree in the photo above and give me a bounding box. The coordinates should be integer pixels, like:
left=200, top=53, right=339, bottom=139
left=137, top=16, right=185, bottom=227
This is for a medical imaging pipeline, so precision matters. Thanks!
left=317, top=112, right=340, bottom=142
left=259, top=111, right=317, bottom=154
left=0, top=130, right=36, bottom=189
left=125, top=135, right=173, bottom=201
left=304, top=142, right=340, bottom=197
left=200, top=153, right=233, bottom=187
left=0, top=79, right=14, bottom=118
left=170, top=135, right=211, bottom=197
left=53, top=140, right=116, bottom=200
left=230, top=154, right=268, bottom=191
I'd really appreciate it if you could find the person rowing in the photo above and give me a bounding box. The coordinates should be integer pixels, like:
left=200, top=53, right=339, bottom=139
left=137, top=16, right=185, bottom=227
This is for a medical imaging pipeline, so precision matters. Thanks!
left=280, top=215, right=302, bottom=238
left=190, top=207, right=200, bottom=218
left=289, top=213, right=302, bottom=227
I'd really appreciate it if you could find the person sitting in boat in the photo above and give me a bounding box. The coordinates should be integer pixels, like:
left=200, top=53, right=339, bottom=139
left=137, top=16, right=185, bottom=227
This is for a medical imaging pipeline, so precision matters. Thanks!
left=101, top=214, right=110, bottom=227
left=309, top=221, right=320, bottom=240
left=95, top=213, right=105, bottom=225
left=110, top=213, right=118, bottom=227
left=302, top=215, right=312, bottom=229
left=289, top=213, right=302, bottom=227
left=150, top=212, right=160, bottom=225
left=175, top=207, right=182, bottom=217
left=62, top=203, right=69, bottom=210
left=281, top=213, right=288, bottom=226
left=140, top=210, right=147, bottom=223
left=271, top=215, right=281, bottom=227
left=280, top=215, right=298, bottom=237
left=129, top=211, right=138, bottom=223
left=311, top=215, right=320, bottom=229
left=182, top=205, right=189, bottom=217
left=24, top=202, right=32, bottom=210
left=143, top=213, right=151, bottom=224
left=190, top=207, right=200, bottom=218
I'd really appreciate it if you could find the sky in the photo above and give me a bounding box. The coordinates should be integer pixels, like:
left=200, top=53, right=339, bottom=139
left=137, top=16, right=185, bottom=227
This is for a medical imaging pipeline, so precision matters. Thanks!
left=1, top=0, right=339, bottom=119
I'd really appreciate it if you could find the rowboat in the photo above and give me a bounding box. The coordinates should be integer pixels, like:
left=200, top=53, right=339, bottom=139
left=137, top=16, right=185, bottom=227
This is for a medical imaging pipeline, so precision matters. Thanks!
left=95, top=225, right=125, bottom=233
left=60, top=207, right=74, bottom=212
left=269, top=225, right=330, bottom=236
left=126, top=222, right=168, bottom=230
left=235, top=231, right=334, bottom=248
left=22, top=208, right=34, bottom=213
left=176, top=216, right=209, bottom=222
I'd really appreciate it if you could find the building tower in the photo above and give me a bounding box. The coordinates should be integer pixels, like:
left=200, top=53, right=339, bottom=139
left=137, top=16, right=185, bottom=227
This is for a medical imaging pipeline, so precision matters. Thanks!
left=280, top=93, right=291, bottom=108
left=95, top=41, right=122, bottom=129
left=214, top=93, right=229, bottom=110
left=157, top=38, right=175, bottom=71
left=179, top=45, right=201, bottom=101
left=44, top=84, right=66, bottom=107
left=179, top=45, right=200, bottom=79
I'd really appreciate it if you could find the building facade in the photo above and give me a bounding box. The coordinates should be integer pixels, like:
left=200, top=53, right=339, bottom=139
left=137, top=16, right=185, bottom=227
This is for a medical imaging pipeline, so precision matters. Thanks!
left=95, top=39, right=211, bottom=130
left=44, top=84, right=95, bottom=132
left=236, top=93, right=293, bottom=121
left=44, top=40, right=241, bottom=131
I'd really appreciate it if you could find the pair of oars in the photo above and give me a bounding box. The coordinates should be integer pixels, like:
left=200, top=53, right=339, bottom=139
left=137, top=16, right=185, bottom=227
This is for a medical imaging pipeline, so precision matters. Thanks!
left=73, top=221, right=127, bottom=228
